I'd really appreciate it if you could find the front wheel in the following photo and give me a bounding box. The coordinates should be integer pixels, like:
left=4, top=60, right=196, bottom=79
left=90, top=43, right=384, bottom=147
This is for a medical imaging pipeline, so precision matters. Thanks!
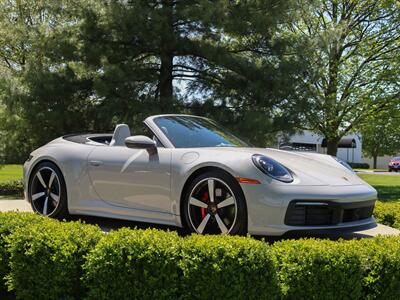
left=182, top=170, right=247, bottom=235
left=28, top=161, right=69, bottom=219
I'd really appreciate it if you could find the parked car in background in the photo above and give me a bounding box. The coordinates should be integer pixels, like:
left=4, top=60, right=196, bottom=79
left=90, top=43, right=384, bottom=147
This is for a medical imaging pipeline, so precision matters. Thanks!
left=388, top=157, right=400, bottom=172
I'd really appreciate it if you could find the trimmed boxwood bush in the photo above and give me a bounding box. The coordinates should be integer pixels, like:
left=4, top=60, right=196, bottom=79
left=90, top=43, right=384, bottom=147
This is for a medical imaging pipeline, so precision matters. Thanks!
left=83, top=231, right=278, bottom=300
left=0, top=180, right=23, bottom=196
left=374, top=201, right=400, bottom=230
left=83, top=228, right=182, bottom=300
left=179, top=234, right=278, bottom=300
left=7, top=219, right=102, bottom=300
left=271, top=239, right=364, bottom=299
left=271, top=237, right=400, bottom=300
left=0, top=212, right=399, bottom=299
left=349, top=162, right=370, bottom=169
left=352, top=237, right=400, bottom=299
left=0, top=212, right=47, bottom=298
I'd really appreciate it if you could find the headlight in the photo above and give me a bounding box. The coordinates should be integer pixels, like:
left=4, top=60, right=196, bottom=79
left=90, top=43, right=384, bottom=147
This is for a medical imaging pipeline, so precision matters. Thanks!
left=332, top=156, right=354, bottom=173
left=252, top=154, right=294, bottom=183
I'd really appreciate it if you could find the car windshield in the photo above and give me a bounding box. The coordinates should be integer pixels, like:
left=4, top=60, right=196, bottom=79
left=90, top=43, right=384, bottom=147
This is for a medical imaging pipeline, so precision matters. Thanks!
left=153, top=116, right=251, bottom=148
left=393, top=157, right=400, bottom=161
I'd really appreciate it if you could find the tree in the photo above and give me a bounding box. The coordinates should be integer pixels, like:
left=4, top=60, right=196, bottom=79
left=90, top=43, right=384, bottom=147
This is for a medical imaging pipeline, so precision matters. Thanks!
left=0, top=0, right=97, bottom=161
left=0, top=0, right=307, bottom=161
left=79, top=0, right=230, bottom=112
left=292, top=0, right=400, bottom=155
left=361, top=109, right=400, bottom=169
left=185, top=0, right=308, bottom=145
left=78, top=0, right=306, bottom=145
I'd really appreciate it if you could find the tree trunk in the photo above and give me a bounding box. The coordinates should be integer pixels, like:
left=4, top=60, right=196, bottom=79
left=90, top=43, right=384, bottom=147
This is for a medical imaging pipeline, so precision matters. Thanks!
left=159, top=52, right=174, bottom=108
left=373, top=155, right=378, bottom=169
left=326, top=138, right=340, bottom=156
left=158, top=0, right=174, bottom=111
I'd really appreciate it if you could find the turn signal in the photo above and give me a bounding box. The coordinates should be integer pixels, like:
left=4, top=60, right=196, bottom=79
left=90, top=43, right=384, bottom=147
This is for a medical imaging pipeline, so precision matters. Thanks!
left=236, top=177, right=261, bottom=184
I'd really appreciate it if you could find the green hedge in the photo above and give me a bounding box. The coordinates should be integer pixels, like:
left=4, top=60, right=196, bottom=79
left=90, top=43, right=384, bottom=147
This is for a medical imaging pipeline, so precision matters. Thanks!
left=8, top=219, right=102, bottom=300
left=83, top=228, right=183, bottom=300
left=0, top=212, right=399, bottom=299
left=374, top=201, right=400, bottom=230
left=349, top=162, right=370, bottom=169
left=0, top=213, right=47, bottom=298
left=178, top=235, right=278, bottom=300
left=354, top=237, right=400, bottom=299
left=272, top=239, right=364, bottom=299
left=272, top=237, right=400, bottom=299
left=83, top=230, right=277, bottom=300
left=0, top=180, right=23, bottom=196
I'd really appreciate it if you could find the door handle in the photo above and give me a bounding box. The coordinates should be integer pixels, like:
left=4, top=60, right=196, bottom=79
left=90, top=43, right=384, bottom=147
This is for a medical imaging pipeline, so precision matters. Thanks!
left=89, top=160, right=103, bottom=167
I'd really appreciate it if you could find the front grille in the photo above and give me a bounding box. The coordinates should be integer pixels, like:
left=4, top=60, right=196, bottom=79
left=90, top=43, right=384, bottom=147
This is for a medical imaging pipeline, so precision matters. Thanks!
left=285, top=200, right=375, bottom=226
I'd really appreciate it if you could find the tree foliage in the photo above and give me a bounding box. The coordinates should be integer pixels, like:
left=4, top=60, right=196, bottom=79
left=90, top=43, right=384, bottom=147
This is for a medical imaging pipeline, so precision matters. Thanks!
left=360, top=109, right=400, bottom=168
left=294, top=0, right=400, bottom=155
left=79, top=0, right=306, bottom=144
left=1, top=0, right=399, bottom=163
left=0, top=0, right=306, bottom=162
left=0, top=0, right=97, bottom=162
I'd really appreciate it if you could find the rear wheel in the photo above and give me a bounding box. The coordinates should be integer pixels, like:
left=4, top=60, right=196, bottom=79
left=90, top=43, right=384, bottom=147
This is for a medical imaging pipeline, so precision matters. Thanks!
left=28, top=161, right=69, bottom=219
left=183, top=170, right=247, bottom=235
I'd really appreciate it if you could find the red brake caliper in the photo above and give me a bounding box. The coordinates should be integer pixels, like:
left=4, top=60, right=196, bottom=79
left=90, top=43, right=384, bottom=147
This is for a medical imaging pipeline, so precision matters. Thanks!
left=200, top=191, right=208, bottom=219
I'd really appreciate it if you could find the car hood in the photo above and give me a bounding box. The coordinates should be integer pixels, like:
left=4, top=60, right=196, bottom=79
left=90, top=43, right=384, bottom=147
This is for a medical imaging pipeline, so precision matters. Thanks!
left=202, top=147, right=367, bottom=186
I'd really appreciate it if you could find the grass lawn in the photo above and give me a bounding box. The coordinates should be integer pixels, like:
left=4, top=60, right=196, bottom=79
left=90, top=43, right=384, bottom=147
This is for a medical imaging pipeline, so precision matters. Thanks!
left=358, top=174, right=400, bottom=186
left=0, top=164, right=23, bottom=182
left=358, top=174, right=400, bottom=202
left=354, top=168, right=387, bottom=172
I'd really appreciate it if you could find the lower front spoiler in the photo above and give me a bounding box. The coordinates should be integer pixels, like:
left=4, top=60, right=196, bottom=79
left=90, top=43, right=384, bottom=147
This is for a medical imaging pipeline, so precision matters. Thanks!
left=280, top=219, right=377, bottom=238
left=249, top=216, right=377, bottom=236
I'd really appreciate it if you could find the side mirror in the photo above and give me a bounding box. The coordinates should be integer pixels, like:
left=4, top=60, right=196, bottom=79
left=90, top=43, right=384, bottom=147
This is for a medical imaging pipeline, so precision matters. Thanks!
left=125, top=135, right=157, bottom=150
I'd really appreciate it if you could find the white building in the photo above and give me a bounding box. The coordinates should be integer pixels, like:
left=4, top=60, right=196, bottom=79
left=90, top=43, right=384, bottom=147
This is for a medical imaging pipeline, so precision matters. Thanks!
left=277, top=130, right=363, bottom=163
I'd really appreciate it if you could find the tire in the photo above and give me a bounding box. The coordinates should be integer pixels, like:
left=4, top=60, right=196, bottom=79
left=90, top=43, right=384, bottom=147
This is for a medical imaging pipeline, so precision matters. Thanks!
left=182, top=170, right=247, bottom=235
left=28, top=161, right=69, bottom=219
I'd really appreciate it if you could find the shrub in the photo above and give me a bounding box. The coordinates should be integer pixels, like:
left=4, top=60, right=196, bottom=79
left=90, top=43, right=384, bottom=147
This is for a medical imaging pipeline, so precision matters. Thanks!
left=272, top=237, right=400, bottom=300
left=351, top=237, right=400, bottom=299
left=374, top=201, right=400, bottom=230
left=271, top=239, right=364, bottom=299
left=7, top=219, right=102, bottom=300
left=0, top=180, right=23, bottom=196
left=179, top=234, right=278, bottom=300
left=0, top=212, right=399, bottom=299
left=349, top=162, right=370, bottom=169
left=84, top=230, right=278, bottom=300
left=83, top=228, right=182, bottom=300
left=0, top=212, right=46, bottom=298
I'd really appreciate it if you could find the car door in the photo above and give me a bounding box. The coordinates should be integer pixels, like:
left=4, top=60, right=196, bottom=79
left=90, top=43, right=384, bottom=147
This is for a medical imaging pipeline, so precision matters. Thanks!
left=87, top=145, right=172, bottom=214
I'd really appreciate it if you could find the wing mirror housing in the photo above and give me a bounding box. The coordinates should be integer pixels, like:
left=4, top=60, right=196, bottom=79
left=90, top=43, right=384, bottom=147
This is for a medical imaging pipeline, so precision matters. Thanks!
left=125, top=136, right=157, bottom=152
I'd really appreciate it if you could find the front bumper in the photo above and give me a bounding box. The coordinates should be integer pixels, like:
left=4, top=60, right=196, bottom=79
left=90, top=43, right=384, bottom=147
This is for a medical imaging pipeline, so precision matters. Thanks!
left=284, top=199, right=375, bottom=226
left=241, top=183, right=378, bottom=236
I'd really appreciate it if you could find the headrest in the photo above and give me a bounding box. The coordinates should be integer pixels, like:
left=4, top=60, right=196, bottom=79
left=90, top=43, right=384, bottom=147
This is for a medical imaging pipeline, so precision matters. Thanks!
left=110, top=124, right=131, bottom=146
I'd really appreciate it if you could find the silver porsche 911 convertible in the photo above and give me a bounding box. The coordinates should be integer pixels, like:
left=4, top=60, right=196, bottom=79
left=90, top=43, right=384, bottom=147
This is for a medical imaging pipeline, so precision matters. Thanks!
left=23, top=114, right=377, bottom=236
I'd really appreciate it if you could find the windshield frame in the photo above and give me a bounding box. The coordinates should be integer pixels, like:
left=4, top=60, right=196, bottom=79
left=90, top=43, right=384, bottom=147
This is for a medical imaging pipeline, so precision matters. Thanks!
left=145, top=114, right=252, bottom=149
